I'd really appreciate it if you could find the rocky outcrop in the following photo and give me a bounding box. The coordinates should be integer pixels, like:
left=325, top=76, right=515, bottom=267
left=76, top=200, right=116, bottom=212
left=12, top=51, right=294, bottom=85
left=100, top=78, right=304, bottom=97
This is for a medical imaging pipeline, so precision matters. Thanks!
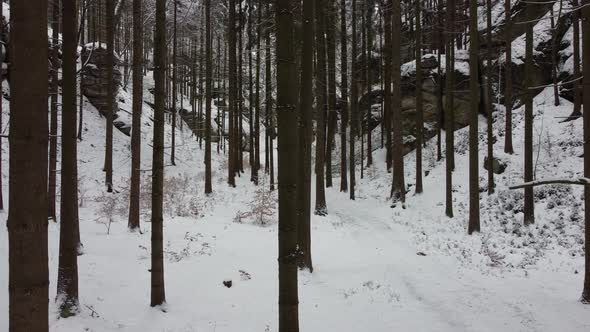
left=81, top=43, right=122, bottom=117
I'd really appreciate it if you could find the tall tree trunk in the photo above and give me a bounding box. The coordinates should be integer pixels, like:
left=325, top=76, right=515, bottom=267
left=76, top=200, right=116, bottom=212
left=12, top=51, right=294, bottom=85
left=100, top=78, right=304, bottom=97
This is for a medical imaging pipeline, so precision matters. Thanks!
left=444, top=0, right=455, bottom=217
left=325, top=0, right=337, bottom=187
left=57, top=0, right=80, bottom=316
left=391, top=0, right=405, bottom=203
left=350, top=0, right=358, bottom=200
left=228, top=0, right=237, bottom=187
left=297, top=0, right=315, bottom=272
left=238, top=1, right=244, bottom=174
left=105, top=0, right=115, bottom=192
left=151, top=0, right=166, bottom=307
left=248, top=0, right=255, bottom=183
left=436, top=0, right=443, bottom=162
left=582, top=0, right=590, bottom=302
left=365, top=0, right=373, bottom=167
left=486, top=0, right=494, bottom=193
left=524, top=0, right=534, bottom=225
left=340, top=0, right=348, bottom=192
left=384, top=0, right=393, bottom=171
left=315, top=0, right=328, bottom=214
left=78, top=0, right=86, bottom=141
left=48, top=0, right=60, bottom=221
left=550, top=5, right=560, bottom=106
left=171, top=0, right=177, bottom=166
left=467, top=0, right=480, bottom=234
left=254, top=0, right=262, bottom=184
left=0, top=0, right=3, bottom=211
left=266, top=1, right=275, bottom=191
left=276, top=1, right=300, bottom=330
left=570, top=0, right=582, bottom=120
left=128, top=0, right=143, bottom=231
left=205, top=0, right=213, bottom=194
left=8, top=0, right=49, bottom=330
left=415, top=0, right=423, bottom=194
left=504, top=0, right=514, bottom=154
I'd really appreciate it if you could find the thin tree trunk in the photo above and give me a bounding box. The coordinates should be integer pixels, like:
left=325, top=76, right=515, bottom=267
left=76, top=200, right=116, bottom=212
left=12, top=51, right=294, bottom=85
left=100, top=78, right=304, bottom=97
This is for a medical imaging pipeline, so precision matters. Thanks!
left=486, top=0, right=494, bottom=193
left=151, top=0, right=166, bottom=307
left=365, top=0, right=373, bottom=167
left=48, top=0, right=60, bottom=221
left=171, top=0, right=177, bottom=166
left=570, top=0, right=582, bottom=120
left=228, top=0, right=237, bottom=187
left=325, top=0, right=337, bottom=187
left=415, top=0, right=423, bottom=194
left=78, top=0, right=85, bottom=141
left=248, top=0, right=255, bottom=183
left=298, top=0, right=315, bottom=272
left=444, top=0, right=455, bottom=217
left=384, top=0, right=393, bottom=171
left=314, top=0, right=328, bottom=214
left=504, top=0, right=514, bottom=154
left=582, top=0, right=590, bottom=302
left=128, top=0, right=143, bottom=231
left=105, top=0, right=115, bottom=192
left=266, top=2, right=275, bottom=191
left=391, top=0, right=405, bottom=203
left=350, top=0, right=358, bottom=200
left=254, top=0, right=262, bottom=184
left=238, top=1, right=244, bottom=174
left=8, top=0, right=49, bottom=330
left=468, top=0, right=480, bottom=234
left=276, top=1, right=300, bottom=330
left=340, top=0, right=348, bottom=192
left=524, top=0, right=535, bottom=225
left=550, top=5, right=560, bottom=106
left=205, top=0, right=213, bottom=194
left=57, top=0, right=80, bottom=316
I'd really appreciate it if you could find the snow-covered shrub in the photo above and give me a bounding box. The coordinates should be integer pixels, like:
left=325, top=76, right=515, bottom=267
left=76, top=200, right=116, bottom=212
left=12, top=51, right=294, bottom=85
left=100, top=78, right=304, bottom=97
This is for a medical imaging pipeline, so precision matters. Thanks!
left=234, top=176, right=277, bottom=226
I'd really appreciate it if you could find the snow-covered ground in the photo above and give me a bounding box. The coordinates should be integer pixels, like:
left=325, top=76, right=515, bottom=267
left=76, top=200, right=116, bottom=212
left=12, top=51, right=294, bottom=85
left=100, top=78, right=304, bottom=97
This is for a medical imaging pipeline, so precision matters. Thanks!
left=0, top=66, right=589, bottom=331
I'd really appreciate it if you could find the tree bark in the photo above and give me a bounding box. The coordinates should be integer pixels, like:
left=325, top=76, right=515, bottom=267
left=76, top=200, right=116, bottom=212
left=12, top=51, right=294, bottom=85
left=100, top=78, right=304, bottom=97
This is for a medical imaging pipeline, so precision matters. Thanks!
left=444, top=0, right=455, bottom=218
left=254, top=0, right=262, bottom=184
left=504, top=0, right=514, bottom=154
left=325, top=0, right=337, bottom=187
left=57, top=0, right=81, bottom=316
left=228, top=0, right=237, bottom=187
left=151, top=0, right=166, bottom=307
left=128, top=0, right=143, bottom=231
left=8, top=0, right=49, bottom=330
left=569, top=0, right=582, bottom=120
left=365, top=0, right=373, bottom=167
left=486, top=0, right=494, bottom=193
left=349, top=0, right=358, bottom=200
left=48, top=0, right=60, bottom=221
left=468, top=0, right=480, bottom=234
left=276, top=1, right=300, bottom=330
left=105, top=0, right=115, bottom=192
left=524, top=0, right=535, bottom=225
left=339, top=0, right=348, bottom=192
left=266, top=1, right=275, bottom=191
left=415, top=0, right=423, bottom=194
left=171, top=0, right=178, bottom=166
left=581, top=0, right=590, bottom=303
left=297, top=0, right=315, bottom=272
left=314, top=0, right=328, bottom=214
left=205, top=0, right=213, bottom=194
left=391, top=0, right=405, bottom=203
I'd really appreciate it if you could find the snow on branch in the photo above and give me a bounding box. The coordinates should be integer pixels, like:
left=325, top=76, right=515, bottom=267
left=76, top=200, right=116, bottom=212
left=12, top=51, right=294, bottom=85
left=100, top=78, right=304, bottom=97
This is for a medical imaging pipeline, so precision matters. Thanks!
left=509, top=178, right=590, bottom=190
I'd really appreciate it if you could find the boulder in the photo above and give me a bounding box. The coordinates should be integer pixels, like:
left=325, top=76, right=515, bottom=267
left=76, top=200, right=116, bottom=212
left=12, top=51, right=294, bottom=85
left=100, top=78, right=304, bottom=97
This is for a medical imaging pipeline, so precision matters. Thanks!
left=483, top=156, right=507, bottom=174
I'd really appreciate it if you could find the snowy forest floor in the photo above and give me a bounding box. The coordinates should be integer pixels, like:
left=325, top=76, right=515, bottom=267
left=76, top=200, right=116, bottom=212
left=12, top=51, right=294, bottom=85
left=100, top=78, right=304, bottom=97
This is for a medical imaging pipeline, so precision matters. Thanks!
left=1, top=81, right=590, bottom=331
